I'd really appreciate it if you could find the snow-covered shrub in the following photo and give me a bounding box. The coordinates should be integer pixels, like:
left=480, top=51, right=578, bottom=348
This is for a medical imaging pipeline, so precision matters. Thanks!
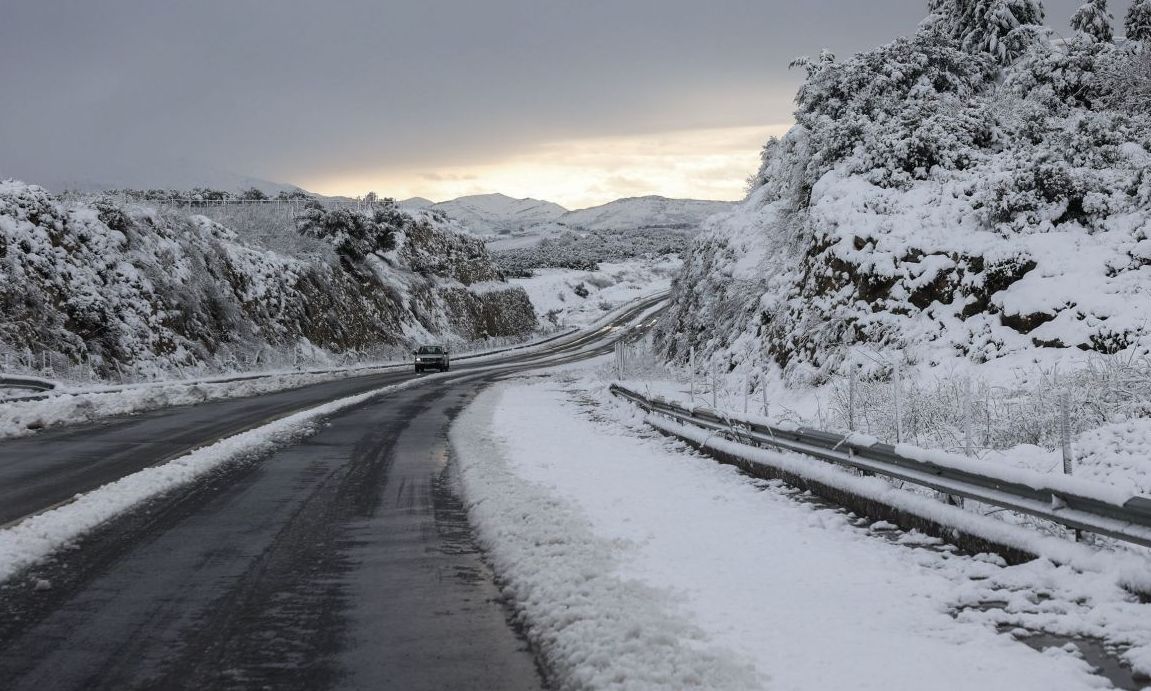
left=295, top=199, right=400, bottom=260
left=1095, top=48, right=1151, bottom=114
left=1005, top=35, right=1111, bottom=109
left=791, top=31, right=994, bottom=190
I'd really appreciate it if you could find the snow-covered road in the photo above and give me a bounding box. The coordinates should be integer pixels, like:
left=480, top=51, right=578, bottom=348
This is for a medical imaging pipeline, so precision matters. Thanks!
left=453, top=374, right=1151, bottom=690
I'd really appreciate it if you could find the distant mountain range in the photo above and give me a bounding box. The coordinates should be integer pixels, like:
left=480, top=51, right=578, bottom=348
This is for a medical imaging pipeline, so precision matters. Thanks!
left=406, top=193, right=569, bottom=235
left=558, top=196, right=732, bottom=232
left=12, top=164, right=731, bottom=239
left=400, top=192, right=733, bottom=240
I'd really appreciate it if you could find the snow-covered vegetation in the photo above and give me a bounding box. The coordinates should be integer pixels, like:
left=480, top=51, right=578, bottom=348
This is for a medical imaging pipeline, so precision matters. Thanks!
left=493, top=226, right=690, bottom=276
left=0, top=181, right=536, bottom=379
left=659, top=1, right=1151, bottom=382
left=650, top=1, right=1151, bottom=493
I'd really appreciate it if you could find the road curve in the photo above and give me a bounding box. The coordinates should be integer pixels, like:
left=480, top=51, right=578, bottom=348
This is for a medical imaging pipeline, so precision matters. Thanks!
left=0, top=293, right=665, bottom=527
left=0, top=295, right=665, bottom=690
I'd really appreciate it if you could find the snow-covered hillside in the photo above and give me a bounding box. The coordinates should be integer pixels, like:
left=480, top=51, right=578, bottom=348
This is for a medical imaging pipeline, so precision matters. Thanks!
left=658, top=12, right=1151, bottom=390
left=398, top=197, right=434, bottom=211
left=0, top=181, right=536, bottom=378
left=428, top=193, right=568, bottom=235
left=557, top=195, right=732, bottom=231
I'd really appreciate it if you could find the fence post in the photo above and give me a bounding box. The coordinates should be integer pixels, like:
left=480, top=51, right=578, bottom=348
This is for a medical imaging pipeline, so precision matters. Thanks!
left=1060, top=391, right=1073, bottom=476
left=848, top=374, right=856, bottom=432
left=1059, top=390, right=1079, bottom=541
left=689, top=347, right=696, bottom=403
left=963, top=380, right=973, bottom=458
left=711, top=361, right=718, bottom=409
left=762, top=371, right=769, bottom=418
left=743, top=373, right=749, bottom=415
left=893, top=364, right=903, bottom=444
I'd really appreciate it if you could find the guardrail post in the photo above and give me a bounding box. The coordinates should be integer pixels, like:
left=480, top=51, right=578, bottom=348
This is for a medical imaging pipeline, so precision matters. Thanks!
left=743, top=374, right=749, bottom=415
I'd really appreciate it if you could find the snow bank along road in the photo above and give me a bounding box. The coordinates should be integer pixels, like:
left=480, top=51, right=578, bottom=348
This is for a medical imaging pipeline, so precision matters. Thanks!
left=454, top=380, right=1151, bottom=690
left=0, top=295, right=664, bottom=690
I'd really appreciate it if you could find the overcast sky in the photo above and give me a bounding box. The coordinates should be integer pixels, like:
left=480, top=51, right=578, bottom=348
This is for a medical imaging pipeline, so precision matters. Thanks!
left=0, top=0, right=1132, bottom=208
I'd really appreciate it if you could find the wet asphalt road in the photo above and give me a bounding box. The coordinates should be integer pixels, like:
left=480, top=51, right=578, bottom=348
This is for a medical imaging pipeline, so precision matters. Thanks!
left=0, top=294, right=662, bottom=528
left=0, top=296, right=665, bottom=690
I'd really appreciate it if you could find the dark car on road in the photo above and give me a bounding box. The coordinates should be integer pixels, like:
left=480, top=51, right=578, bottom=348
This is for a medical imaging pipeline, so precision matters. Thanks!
left=414, top=345, right=450, bottom=373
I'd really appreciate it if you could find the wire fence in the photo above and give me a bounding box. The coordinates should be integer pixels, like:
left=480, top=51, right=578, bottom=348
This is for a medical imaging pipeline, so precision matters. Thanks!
left=610, top=338, right=1151, bottom=472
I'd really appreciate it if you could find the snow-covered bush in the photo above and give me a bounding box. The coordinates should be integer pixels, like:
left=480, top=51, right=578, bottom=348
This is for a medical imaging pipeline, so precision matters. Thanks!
left=791, top=32, right=994, bottom=190
left=295, top=199, right=401, bottom=260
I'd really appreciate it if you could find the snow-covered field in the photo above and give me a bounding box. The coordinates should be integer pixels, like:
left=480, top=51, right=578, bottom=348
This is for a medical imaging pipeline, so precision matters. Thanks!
left=452, top=366, right=1151, bottom=689
left=510, top=257, right=679, bottom=328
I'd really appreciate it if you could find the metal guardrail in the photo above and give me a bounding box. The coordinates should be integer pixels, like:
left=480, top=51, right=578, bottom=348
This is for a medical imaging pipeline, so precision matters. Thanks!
left=0, top=375, right=57, bottom=393
left=610, top=384, right=1151, bottom=549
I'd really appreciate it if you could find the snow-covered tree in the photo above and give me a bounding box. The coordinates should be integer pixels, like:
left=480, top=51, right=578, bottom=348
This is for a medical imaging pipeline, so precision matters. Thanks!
left=930, top=0, right=1047, bottom=63
left=1126, top=0, right=1151, bottom=42
left=1071, top=0, right=1113, bottom=42
left=959, top=0, right=1047, bottom=64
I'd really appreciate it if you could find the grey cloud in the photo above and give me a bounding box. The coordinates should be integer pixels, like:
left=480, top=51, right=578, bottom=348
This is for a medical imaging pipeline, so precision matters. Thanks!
left=0, top=0, right=1130, bottom=189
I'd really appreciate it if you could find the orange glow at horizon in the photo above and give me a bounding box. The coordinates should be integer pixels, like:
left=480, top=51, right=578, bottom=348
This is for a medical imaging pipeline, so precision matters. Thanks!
left=301, top=123, right=792, bottom=210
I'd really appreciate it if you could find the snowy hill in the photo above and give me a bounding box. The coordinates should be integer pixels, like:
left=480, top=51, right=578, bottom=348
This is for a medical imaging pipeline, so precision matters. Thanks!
left=656, top=18, right=1151, bottom=388
left=428, top=193, right=568, bottom=235
left=0, top=181, right=537, bottom=377
left=557, top=196, right=733, bottom=231
left=399, top=197, right=434, bottom=211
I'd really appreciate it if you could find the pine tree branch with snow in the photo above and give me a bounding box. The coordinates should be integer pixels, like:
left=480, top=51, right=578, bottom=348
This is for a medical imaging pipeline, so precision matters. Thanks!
left=1070, top=0, right=1114, bottom=43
